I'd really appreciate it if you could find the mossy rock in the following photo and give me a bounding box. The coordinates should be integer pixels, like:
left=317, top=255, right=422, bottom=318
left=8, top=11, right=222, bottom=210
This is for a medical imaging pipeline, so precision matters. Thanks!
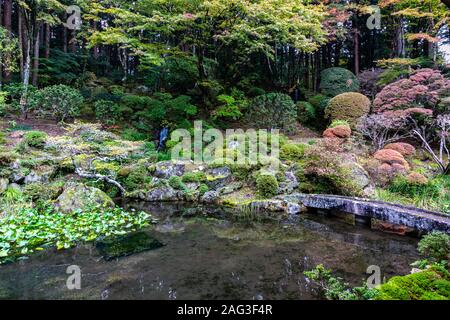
left=96, top=232, right=164, bottom=261
left=55, top=183, right=115, bottom=214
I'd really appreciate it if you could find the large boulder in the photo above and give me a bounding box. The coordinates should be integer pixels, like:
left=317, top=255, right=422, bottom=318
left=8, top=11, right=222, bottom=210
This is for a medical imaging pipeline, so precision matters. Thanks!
left=153, top=161, right=185, bottom=179
left=200, top=191, right=220, bottom=204
left=55, top=183, right=115, bottom=214
left=145, top=187, right=184, bottom=202
left=343, top=162, right=374, bottom=197
left=278, top=171, right=299, bottom=194
left=206, top=166, right=232, bottom=190
left=0, top=178, right=8, bottom=194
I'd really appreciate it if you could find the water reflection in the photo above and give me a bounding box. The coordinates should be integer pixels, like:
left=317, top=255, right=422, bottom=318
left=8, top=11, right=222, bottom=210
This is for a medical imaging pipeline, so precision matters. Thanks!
left=0, top=202, right=419, bottom=300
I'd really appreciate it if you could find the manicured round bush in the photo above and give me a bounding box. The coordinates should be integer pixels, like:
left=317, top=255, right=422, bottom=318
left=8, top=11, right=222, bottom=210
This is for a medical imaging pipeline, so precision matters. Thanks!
left=256, top=174, right=279, bottom=198
left=319, top=67, right=360, bottom=97
left=245, top=93, right=297, bottom=133
left=324, top=92, right=371, bottom=126
left=296, top=101, right=316, bottom=124
left=36, top=85, right=84, bottom=122
left=23, top=131, right=48, bottom=149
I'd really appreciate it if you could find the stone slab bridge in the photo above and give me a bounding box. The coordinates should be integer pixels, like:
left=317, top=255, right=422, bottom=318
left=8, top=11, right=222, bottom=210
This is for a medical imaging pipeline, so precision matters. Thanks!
left=281, top=193, right=450, bottom=234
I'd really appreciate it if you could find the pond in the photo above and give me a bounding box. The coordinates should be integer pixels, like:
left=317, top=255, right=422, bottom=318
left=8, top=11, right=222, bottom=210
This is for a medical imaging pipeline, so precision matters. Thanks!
left=0, top=203, right=420, bottom=300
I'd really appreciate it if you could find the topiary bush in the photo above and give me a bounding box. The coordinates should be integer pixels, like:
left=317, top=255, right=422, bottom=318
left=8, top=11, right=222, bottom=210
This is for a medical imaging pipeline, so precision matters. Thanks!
left=256, top=174, right=279, bottom=198
left=245, top=93, right=297, bottom=133
left=324, top=92, right=371, bottom=126
left=296, top=101, right=316, bottom=125
left=23, top=131, right=48, bottom=149
left=34, top=84, right=84, bottom=122
left=319, top=67, right=360, bottom=97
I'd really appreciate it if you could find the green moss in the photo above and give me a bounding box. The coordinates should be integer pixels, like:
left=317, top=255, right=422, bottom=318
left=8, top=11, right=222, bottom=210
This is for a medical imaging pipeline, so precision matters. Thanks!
left=92, top=161, right=120, bottom=175
left=199, top=183, right=209, bottom=195
left=24, top=182, right=64, bottom=203
left=280, top=143, right=306, bottom=161
left=376, top=266, right=450, bottom=300
left=182, top=171, right=207, bottom=183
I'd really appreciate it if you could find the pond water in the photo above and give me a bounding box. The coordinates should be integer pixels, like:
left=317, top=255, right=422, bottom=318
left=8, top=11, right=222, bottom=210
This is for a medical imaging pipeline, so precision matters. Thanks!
left=0, top=203, right=420, bottom=300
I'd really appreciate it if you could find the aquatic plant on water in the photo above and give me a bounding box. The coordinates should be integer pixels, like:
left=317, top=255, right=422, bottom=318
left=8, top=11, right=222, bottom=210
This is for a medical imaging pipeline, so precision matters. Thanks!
left=0, top=205, right=151, bottom=264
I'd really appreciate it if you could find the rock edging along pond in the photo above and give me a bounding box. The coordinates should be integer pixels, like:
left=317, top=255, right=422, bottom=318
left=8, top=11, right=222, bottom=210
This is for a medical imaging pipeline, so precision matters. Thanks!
left=280, top=193, right=450, bottom=234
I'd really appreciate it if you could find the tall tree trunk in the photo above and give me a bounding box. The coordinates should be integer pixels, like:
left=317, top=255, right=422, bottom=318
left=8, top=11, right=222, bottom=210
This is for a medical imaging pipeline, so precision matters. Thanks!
left=18, top=9, right=24, bottom=80
left=92, top=21, right=99, bottom=59
left=0, top=0, right=3, bottom=88
left=32, top=27, right=40, bottom=87
left=70, top=30, right=77, bottom=53
left=63, top=16, right=68, bottom=53
left=20, top=30, right=32, bottom=119
left=354, top=27, right=360, bottom=75
left=45, top=23, right=50, bottom=59
left=3, top=0, right=12, bottom=81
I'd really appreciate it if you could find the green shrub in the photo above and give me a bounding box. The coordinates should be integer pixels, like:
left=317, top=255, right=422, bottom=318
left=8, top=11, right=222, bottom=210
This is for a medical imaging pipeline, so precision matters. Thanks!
left=35, top=84, right=84, bottom=122
left=280, top=143, right=306, bottom=161
left=297, top=101, right=316, bottom=125
left=324, top=92, right=370, bottom=126
left=23, top=131, right=48, bottom=149
left=256, top=174, right=279, bottom=198
left=3, top=83, right=38, bottom=115
left=123, top=166, right=150, bottom=191
left=182, top=171, right=207, bottom=183
left=94, top=100, right=121, bottom=125
left=212, top=91, right=246, bottom=121
left=320, top=67, right=360, bottom=97
left=418, top=232, right=450, bottom=263
left=245, top=93, right=297, bottom=133
left=168, top=176, right=186, bottom=190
